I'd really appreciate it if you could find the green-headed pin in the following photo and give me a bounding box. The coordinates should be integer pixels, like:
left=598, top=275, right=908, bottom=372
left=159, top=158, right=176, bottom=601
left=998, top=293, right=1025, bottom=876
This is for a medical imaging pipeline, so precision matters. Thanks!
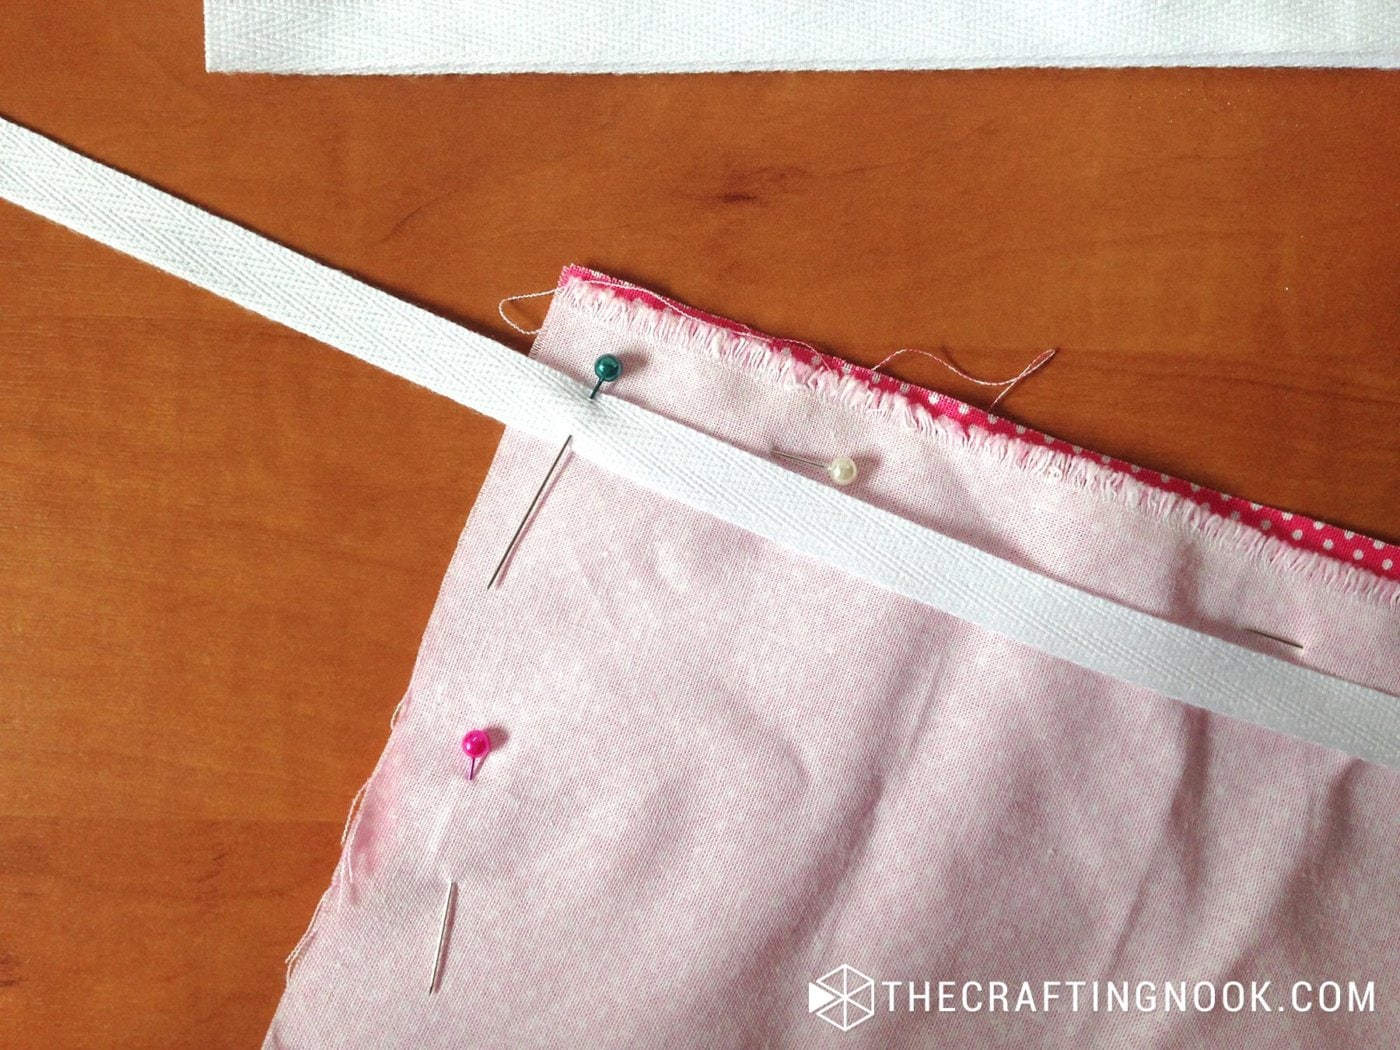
left=487, top=353, right=627, bottom=590
left=589, top=354, right=622, bottom=399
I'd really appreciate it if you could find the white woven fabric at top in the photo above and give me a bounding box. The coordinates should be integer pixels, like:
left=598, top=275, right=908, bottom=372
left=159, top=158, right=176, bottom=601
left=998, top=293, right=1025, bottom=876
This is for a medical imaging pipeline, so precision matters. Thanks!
left=1, top=115, right=1398, bottom=769
left=204, top=0, right=1400, bottom=73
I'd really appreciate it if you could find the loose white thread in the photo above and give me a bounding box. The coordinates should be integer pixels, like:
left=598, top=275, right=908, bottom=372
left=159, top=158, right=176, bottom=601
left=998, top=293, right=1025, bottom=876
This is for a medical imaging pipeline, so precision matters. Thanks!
left=497, top=288, right=558, bottom=334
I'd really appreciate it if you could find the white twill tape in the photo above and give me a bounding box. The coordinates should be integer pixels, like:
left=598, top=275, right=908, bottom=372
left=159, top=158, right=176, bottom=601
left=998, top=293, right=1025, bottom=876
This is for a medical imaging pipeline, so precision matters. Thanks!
left=2, top=116, right=1397, bottom=769
left=203, top=0, right=1400, bottom=74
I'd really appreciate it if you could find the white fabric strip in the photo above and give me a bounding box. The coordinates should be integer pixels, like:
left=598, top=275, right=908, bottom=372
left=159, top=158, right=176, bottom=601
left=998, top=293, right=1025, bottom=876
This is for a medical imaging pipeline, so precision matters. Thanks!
left=1, top=115, right=1396, bottom=769
left=204, top=0, right=1400, bottom=74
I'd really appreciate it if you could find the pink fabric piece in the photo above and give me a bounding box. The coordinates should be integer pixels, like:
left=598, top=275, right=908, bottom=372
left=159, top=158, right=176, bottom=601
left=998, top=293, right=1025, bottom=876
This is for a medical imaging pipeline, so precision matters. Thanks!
left=565, top=264, right=1400, bottom=581
left=266, top=268, right=1400, bottom=1047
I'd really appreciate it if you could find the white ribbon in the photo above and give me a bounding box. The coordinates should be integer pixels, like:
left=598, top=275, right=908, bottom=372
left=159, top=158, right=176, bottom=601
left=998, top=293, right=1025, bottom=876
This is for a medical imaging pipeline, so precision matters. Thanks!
left=2, top=116, right=1396, bottom=768
left=204, top=0, right=1400, bottom=74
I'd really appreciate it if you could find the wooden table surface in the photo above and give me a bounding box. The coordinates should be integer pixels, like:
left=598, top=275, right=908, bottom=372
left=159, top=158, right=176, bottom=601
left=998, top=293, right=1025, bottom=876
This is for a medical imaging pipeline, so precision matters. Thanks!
left=1, top=3, right=1397, bottom=1047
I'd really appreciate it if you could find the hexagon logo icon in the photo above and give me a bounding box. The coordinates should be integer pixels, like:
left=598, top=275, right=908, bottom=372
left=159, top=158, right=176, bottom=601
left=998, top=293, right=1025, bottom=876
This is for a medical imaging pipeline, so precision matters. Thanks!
left=808, top=964, right=876, bottom=1031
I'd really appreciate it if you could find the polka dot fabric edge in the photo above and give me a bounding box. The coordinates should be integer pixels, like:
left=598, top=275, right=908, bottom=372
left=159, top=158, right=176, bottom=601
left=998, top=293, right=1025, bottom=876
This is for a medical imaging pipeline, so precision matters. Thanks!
left=559, top=265, right=1400, bottom=586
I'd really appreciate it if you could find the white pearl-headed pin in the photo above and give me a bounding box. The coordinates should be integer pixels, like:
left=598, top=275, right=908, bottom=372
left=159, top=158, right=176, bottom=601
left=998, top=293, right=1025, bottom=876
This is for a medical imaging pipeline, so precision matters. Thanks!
left=771, top=451, right=858, bottom=486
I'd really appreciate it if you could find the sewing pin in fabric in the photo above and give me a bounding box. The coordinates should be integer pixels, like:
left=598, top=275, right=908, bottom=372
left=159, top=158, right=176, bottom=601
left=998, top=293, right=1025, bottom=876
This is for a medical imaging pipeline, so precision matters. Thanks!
left=1244, top=627, right=1305, bottom=650
left=588, top=352, right=622, bottom=397
left=428, top=881, right=458, bottom=994
left=771, top=451, right=858, bottom=486
left=487, top=355, right=623, bottom=589
left=462, top=728, right=492, bottom=779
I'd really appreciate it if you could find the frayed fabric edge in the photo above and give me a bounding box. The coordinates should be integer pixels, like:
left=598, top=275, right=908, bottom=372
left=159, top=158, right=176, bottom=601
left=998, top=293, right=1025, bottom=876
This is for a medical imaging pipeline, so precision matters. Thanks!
left=552, top=268, right=1400, bottom=609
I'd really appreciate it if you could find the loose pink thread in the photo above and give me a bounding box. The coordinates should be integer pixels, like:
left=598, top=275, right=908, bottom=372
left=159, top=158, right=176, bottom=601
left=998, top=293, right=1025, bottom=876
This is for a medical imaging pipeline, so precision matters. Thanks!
left=869, top=347, right=1059, bottom=410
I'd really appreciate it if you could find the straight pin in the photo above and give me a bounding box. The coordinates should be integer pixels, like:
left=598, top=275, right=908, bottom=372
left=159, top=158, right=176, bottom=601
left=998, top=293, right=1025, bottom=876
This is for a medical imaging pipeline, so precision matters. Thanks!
left=428, top=881, right=458, bottom=994
left=1244, top=627, right=1305, bottom=650
left=486, top=436, right=572, bottom=590
left=462, top=728, right=491, bottom=779
left=487, top=355, right=622, bottom=589
left=771, top=450, right=859, bottom=486
left=588, top=352, right=622, bottom=397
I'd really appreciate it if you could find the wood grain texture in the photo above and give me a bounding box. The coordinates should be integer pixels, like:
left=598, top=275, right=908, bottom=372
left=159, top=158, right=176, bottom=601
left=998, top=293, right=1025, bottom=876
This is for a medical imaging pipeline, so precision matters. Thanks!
left=1, top=3, right=1397, bottom=1047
